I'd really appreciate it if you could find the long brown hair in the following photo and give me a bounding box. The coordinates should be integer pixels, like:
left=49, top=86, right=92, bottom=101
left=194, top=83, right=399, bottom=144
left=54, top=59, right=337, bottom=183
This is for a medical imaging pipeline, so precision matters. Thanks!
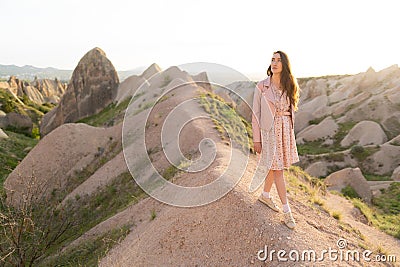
left=267, top=51, right=300, bottom=111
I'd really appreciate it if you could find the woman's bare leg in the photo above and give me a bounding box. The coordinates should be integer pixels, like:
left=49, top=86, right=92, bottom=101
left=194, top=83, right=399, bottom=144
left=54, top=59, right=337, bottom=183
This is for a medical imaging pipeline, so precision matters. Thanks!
left=274, top=170, right=288, bottom=205
left=274, top=170, right=295, bottom=228
left=263, top=170, right=275, bottom=194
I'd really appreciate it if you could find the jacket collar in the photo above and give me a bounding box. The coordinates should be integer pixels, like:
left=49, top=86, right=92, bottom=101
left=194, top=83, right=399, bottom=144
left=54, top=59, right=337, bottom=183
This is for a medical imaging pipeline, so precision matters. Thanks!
left=261, top=76, right=275, bottom=103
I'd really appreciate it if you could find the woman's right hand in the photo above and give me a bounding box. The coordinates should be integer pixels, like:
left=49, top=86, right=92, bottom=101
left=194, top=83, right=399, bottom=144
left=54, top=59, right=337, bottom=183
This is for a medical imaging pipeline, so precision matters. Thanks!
left=254, top=142, right=262, bottom=154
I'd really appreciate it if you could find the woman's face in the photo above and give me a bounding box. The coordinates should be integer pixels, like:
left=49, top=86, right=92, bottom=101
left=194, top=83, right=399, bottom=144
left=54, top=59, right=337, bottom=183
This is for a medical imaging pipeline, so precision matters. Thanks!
left=270, top=53, right=282, bottom=74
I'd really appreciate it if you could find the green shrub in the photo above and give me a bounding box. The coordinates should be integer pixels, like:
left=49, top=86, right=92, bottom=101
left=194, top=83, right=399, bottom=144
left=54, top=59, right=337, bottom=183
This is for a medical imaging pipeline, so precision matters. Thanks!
left=372, top=182, right=400, bottom=214
left=350, top=145, right=378, bottom=161
left=341, top=185, right=361, bottom=199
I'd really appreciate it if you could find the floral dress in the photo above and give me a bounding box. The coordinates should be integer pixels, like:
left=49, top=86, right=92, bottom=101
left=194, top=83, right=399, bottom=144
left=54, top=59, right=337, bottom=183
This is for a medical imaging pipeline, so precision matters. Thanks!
left=259, top=83, right=299, bottom=170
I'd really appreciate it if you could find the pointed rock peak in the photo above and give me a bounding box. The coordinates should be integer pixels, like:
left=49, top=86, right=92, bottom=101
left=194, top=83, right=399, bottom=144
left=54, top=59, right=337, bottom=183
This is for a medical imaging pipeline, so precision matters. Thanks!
left=84, top=47, right=107, bottom=57
left=74, top=47, right=116, bottom=73
left=141, top=63, right=161, bottom=79
left=40, top=47, right=119, bottom=136
left=192, top=71, right=209, bottom=81
left=366, top=66, right=375, bottom=73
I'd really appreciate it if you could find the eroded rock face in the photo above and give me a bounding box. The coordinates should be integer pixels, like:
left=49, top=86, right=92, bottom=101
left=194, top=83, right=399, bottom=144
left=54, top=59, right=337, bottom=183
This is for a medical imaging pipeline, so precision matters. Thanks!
left=368, top=144, right=400, bottom=175
left=2, top=76, right=67, bottom=105
left=296, top=116, right=338, bottom=144
left=30, top=78, right=66, bottom=104
left=0, top=112, right=33, bottom=134
left=341, top=121, right=387, bottom=147
left=392, top=166, right=400, bottom=181
left=305, top=161, right=328, bottom=178
left=325, top=167, right=372, bottom=203
left=40, top=48, right=119, bottom=135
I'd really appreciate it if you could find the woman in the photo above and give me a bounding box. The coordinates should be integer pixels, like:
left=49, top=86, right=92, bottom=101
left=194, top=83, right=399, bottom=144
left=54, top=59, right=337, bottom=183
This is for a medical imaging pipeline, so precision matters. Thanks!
left=251, top=51, right=300, bottom=229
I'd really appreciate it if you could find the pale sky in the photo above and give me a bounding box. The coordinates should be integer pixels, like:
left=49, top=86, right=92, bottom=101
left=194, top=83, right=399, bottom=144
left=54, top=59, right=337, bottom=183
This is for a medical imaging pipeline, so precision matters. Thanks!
left=1, top=0, right=399, bottom=78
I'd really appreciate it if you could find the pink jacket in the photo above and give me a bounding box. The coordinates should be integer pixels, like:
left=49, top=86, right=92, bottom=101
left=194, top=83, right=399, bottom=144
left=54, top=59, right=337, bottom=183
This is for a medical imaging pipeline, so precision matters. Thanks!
left=251, top=76, right=295, bottom=143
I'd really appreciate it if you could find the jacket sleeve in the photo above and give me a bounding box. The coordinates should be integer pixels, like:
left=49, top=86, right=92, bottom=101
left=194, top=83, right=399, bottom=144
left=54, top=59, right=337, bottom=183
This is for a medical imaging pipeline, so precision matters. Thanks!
left=251, top=84, right=262, bottom=143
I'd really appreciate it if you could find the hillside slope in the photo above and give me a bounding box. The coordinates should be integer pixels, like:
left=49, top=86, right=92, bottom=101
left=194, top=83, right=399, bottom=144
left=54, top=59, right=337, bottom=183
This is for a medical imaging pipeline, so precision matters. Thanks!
left=97, top=152, right=399, bottom=266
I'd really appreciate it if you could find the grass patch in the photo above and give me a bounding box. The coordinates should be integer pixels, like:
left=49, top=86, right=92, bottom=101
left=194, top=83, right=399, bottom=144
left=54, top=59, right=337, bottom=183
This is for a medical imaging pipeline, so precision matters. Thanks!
left=332, top=211, right=342, bottom=220
left=0, top=130, right=38, bottom=188
left=40, top=224, right=131, bottom=266
left=288, top=166, right=326, bottom=193
left=0, top=89, right=50, bottom=138
left=163, top=164, right=180, bottom=180
left=0, top=89, right=50, bottom=125
left=286, top=166, right=327, bottom=207
left=309, top=116, right=328, bottom=125
left=323, top=152, right=345, bottom=162
left=198, top=91, right=252, bottom=154
left=352, top=198, right=400, bottom=239
left=77, top=97, right=131, bottom=127
left=42, top=171, right=146, bottom=260
left=372, top=182, right=400, bottom=214
left=350, top=145, right=379, bottom=161
left=49, top=140, right=122, bottom=204
left=364, top=174, right=392, bottom=181
left=332, top=121, right=357, bottom=147
left=311, top=196, right=324, bottom=206
left=150, top=209, right=157, bottom=221
left=297, top=140, right=332, bottom=155
left=297, top=121, right=359, bottom=156
left=0, top=89, right=22, bottom=113
left=341, top=185, right=361, bottom=199
left=338, top=221, right=366, bottom=240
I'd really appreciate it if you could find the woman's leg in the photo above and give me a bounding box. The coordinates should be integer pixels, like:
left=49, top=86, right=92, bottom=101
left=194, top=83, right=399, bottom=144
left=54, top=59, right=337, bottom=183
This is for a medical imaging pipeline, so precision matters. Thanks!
left=263, top=169, right=275, bottom=194
left=259, top=169, right=280, bottom=212
left=275, top=170, right=296, bottom=228
left=274, top=170, right=288, bottom=205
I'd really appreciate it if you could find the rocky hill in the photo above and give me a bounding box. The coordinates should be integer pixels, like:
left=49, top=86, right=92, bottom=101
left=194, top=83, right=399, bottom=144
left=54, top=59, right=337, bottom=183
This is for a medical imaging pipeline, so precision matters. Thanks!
left=40, top=47, right=119, bottom=136
left=289, top=66, right=400, bottom=201
left=1, top=51, right=399, bottom=266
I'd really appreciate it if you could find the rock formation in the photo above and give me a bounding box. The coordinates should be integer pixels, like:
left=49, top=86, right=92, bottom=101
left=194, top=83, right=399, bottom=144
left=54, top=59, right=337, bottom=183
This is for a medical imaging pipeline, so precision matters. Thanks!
left=0, top=76, right=67, bottom=105
left=341, top=120, right=387, bottom=147
left=305, top=161, right=328, bottom=178
left=297, top=116, right=338, bottom=144
left=0, top=112, right=33, bottom=134
left=392, top=166, right=400, bottom=181
left=295, top=65, right=400, bottom=178
left=0, top=128, right=8, bottom=139
left=325, top=167, right=372, bottom=203
left=40, top=47, right=119, bottom=135
left=114, top=63, right=161, bottom=105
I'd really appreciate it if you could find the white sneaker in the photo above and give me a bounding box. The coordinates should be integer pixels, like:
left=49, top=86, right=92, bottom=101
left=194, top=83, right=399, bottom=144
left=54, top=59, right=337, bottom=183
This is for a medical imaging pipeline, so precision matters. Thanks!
left=258, top=195, right=280, bottom=212
left=283, top=211, right=296, bottom=229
